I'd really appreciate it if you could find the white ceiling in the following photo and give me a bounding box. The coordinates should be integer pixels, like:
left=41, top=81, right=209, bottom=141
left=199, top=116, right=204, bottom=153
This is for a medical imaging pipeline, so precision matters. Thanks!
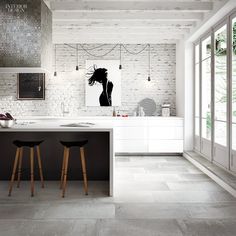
left=45, top=0, right=229, bottom=44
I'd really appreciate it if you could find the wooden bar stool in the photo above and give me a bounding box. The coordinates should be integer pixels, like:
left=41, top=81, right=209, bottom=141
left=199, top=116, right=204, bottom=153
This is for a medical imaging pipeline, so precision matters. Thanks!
left=60, top=140, right=88, bottom=198
left=8, top=140, right=44, bottom=197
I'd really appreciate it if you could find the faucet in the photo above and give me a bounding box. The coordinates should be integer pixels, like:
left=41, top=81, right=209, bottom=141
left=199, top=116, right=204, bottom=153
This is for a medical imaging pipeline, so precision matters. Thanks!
left=61, top=102, right=69, bottom=117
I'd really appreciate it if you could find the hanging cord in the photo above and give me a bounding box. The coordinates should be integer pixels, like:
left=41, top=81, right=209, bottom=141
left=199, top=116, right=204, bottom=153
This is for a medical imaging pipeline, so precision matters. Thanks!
left=64, top=43, right=119, bottom=58
left=64, top=43, right=149, bottom=58
left=54, top=44, right=57, bottom=76
left=148, top=44, right=151, bottom=81
left=79, top=44, right=119, bottom=58
left=122, top=44, right=149, bottom=55
left=76, top=44, right=79, bottom=70
left=119, top=44, right=122, bottom=69
left=80, top=44, right=108, bottom=50
left=64, top=43, right=108, bottom=51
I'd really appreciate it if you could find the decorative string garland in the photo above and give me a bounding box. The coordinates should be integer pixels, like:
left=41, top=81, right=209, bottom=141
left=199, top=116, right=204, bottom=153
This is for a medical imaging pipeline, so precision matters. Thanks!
left=54, top=43, right=152, bottom=81
left=64, top=43, right=150, bottom=57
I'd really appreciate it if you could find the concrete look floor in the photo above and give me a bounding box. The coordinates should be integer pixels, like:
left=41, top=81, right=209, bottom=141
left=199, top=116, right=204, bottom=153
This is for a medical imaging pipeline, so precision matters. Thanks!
left=0, top=155, right=236, bottom=236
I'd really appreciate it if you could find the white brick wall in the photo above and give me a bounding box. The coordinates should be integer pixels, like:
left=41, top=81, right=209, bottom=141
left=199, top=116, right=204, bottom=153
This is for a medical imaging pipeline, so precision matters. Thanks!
left=0, top=44, right=176, bottom=117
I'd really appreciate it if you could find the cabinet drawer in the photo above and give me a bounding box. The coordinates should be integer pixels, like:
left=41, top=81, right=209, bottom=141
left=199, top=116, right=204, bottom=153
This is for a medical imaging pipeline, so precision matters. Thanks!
left=114, top=120, right=147, bottom=127
left=148, top=127, right=183, bottom=140
left=148, top=119, right=183, bottom=127
left=115, top=127, right=147, bottom=140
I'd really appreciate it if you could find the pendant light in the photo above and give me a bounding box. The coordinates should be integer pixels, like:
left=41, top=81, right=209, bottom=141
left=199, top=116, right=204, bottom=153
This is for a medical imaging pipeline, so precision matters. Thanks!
left=148, top=44, right=151, bottom=81
left=119, top=44, right=122, bottom=70
left=54, top=44, right=57, bottom=76
left=75, top=44, right=79, bottom=71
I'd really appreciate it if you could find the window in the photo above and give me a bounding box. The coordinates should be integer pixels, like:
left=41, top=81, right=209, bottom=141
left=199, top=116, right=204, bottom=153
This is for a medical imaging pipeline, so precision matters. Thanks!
left=201, top=36, right=211, bottom=140
left=214, top=25, right=227, bottom=147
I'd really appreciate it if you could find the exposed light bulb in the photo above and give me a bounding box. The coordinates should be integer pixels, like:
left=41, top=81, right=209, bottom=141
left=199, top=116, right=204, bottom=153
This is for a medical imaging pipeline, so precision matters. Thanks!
left=119, top=64, right=122, bottom=70
left=76, top=65, right=79, bottom=71
left=54, top=71, right=57, bottom=77
left=148, top=76, right=151, bottom=82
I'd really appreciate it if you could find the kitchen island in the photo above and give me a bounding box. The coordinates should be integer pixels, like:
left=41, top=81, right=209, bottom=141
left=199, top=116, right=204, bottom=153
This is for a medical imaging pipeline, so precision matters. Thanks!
left=0, top=120, right=114, bottom=196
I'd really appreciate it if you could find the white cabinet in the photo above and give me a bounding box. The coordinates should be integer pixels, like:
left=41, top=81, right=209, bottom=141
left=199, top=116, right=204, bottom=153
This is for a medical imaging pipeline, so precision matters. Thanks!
left=114, top=119, right=148, bottom=153
left=114, top=117, right=183, bottom=153
left=147, top=118, right=183, bottom=153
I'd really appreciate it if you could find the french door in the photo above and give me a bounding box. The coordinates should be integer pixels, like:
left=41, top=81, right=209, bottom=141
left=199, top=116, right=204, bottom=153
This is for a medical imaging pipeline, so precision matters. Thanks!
left=194, top=10, right=236, bottom=173
left=231, top=14, right=236, bottom=171
left=213, top=21, right=229, bottom=168
left=201, top=34, right=212, bottom=159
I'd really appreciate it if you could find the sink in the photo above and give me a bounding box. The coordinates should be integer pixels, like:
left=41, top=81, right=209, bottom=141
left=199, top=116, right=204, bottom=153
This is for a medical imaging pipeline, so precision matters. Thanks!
left=60, top=122, right=95, bottom=127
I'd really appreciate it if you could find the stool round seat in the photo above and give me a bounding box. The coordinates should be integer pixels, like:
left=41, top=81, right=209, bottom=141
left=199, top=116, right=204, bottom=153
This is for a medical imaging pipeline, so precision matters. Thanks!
left=13, top=140, right=44, bottom=147
left=60, top=140, right=88, bottom=148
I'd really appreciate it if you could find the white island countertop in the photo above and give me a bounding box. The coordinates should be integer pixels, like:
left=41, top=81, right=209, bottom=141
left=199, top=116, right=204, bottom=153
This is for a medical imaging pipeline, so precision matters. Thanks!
left=0, top=120, right=114, bottom=132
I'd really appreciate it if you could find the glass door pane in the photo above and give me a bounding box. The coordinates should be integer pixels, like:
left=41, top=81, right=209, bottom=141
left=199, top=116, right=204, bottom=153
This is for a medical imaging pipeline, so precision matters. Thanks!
left=214, top=25, right=227, bottom=147
left=231, top=17, right=236, bottom=171
left=195, top=63, right=200, bottom=136
left=201, top=36, right=212, bottom=140
left=195, top=44, right=200, bottom=150
left=232, top=17, right=236, bottom=152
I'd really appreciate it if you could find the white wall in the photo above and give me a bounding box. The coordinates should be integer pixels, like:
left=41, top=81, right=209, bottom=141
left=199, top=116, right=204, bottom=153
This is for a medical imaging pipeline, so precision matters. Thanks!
left=176, top=40, right=185, bottom=118
left=184, top=42, right=194, bottom=151
left=176, top=40, right=194, bottom=151
left=0, top=44, right=176, bottom=117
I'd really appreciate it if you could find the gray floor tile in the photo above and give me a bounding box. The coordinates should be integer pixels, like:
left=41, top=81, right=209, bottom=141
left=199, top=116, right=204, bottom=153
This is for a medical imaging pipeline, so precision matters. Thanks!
left=40, top=202, right=115, bottom=219
left=115, top=181, right=169, bottom=191
left=178, top=173, right=211, bottom=181
left=152, top=190, right=236, bottom=203
left=97, top=219, right=183, bottom=236
left=177, top=219, right=236, bottom=236
left=187, top=203, right=236, bottom=219
left=113, top=191, right=155, bottom=203
left=0, top=155, right=235, bottom=236
left=115, top=203, right=190, bottom=219
left=166, top=181, right=226, bottom=192
left=0, top=219, right=98, bottom=236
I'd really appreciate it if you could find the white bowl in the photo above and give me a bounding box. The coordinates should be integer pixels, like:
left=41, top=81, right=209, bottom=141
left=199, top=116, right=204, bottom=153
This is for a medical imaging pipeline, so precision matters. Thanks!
left=0, top=119, right=16, bottom=128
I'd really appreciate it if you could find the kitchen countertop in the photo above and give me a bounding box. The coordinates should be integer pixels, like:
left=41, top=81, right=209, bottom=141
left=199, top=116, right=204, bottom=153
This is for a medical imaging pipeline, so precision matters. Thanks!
left=0, top=120, right=114, bottom=132
left=0, top=116, right=183, bottom=132
left=14, top=116, right=183, bottom=120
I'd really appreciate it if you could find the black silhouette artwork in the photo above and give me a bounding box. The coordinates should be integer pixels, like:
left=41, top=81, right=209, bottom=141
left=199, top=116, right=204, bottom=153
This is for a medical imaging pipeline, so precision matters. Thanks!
left=88, top=67, right=113, bottom=106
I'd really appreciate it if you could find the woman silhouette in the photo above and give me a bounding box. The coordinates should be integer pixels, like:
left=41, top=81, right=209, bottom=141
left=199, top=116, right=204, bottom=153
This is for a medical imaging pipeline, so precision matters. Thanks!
left=88, top=67, right=113, bottom=106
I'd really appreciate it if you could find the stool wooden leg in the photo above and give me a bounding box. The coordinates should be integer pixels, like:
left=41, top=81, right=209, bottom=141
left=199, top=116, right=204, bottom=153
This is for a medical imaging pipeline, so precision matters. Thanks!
left=60, top=147, right=66, bottom=189
left=8, top=148, right=20, bottom=196
left=36, top=146, right=44, bottom=188
left=62, top=148, right=69, bottom=198
left=17, top=147, right=23, bottom=188
left=30, top=148, right=34, bottom=197
left=80, top=147, right=88, bottom=195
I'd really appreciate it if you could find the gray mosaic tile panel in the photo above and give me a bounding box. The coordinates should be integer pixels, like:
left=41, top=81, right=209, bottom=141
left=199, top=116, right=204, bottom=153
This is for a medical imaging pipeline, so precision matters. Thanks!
left=0, top=0, right=51, bottom=68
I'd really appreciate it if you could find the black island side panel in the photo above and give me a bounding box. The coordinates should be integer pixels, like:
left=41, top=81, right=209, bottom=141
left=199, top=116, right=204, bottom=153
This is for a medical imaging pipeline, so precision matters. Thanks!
left=0, top=132, right=109, bottom=181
